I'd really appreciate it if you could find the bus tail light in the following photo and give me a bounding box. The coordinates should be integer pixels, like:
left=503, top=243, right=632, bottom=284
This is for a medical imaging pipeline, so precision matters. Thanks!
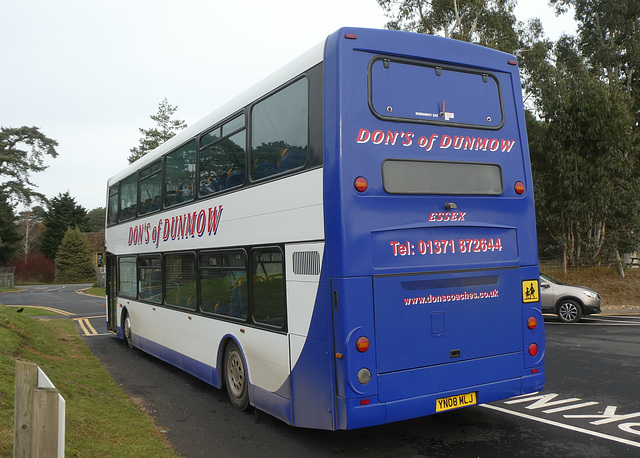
left=354, top=176, right=368, bottom=193
left=528, top=343, right=539, bottom=356
left=356, top=336, right=370, bottom=352
left=527, top=316, right=537, bottom=330
left=514, top=181, right=525, bottom=195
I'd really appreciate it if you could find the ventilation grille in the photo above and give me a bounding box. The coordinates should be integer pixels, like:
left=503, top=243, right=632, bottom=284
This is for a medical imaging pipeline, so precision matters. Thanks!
left=292, top=251, right=321, bottom=275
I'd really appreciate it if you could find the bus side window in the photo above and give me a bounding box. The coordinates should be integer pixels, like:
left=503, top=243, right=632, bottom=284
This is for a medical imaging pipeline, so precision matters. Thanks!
left=250, top=78, right=308, bottom=181
left=118, top=256, right=137, bottom=299
left=251, top=248, right=285, bottom=328
left=165, top=140, right=196, bottom=208
left=107, top=184, right=118, bottom=226
left=165, top=253, right=197, bottom=310
left=139, top=161, right=162, bottom=215
left=138, top=255, right=162, bottom=303
left=119, top=174, right=138, bottom=222
left=199, top=131, right=246, bottom=197
left=199, top=251, right=247, bottom=320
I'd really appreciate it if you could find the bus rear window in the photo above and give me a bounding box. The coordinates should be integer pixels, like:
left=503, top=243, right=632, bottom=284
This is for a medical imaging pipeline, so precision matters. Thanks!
left=382, top=159, right=503, bottom=195
left=369, top=57, right=504, bottom=129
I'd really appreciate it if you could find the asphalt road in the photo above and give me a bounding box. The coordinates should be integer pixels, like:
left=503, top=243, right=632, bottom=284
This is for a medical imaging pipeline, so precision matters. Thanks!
left=3, top=285, right=640, bottom=457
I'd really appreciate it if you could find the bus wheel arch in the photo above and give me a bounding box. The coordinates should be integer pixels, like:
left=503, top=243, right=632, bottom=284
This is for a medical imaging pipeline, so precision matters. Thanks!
left=122, top=309, right=134, bottom=349
left=223, top=339, right=250, bottom=411
left=556, top=298, right=583, bottom=323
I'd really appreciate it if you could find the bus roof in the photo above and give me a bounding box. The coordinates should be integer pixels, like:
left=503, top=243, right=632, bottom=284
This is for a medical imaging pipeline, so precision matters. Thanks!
left=108, top=27, right=518, bottom=187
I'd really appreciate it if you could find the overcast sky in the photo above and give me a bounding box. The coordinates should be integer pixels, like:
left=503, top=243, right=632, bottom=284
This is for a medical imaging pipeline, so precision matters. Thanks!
left=0, top=0, right=575, bottom=212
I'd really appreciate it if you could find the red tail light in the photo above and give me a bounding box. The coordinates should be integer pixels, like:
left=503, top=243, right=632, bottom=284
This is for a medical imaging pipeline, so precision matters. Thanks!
left=354, top=177, right=368, bottom=193
left=514, top=181, right=525, bottom=195
left=527, top=316, right=538, bottom=330
left=528, top=343, right=539, bottom=356
left=356, top=336, right=370, bottom=352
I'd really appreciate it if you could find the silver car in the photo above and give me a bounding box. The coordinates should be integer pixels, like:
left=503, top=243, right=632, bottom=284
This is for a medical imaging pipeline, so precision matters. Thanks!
left=540, top=273, right=602, bottom=323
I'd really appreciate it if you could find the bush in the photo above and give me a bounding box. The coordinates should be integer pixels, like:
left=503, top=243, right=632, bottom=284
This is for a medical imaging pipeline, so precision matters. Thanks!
left=9, top=253, right=55, bottom=283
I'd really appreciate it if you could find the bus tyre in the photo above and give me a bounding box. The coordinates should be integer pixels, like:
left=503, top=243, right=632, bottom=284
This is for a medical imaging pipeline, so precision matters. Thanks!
left=123, top=313, right=134, bottom=349
left=224, top=341, right=250, bottom=411
left=557, top=300, right=582, bottom=323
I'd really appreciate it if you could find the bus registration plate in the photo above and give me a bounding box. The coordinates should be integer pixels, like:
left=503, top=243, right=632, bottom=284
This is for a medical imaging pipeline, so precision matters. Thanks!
left=436, top=392, right=477, bottom=412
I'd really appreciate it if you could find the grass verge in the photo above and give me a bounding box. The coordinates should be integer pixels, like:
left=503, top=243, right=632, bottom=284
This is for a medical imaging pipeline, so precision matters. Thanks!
left=542, top=266, right=640, bottom=309
left=0, top=305, right=177, bottom=457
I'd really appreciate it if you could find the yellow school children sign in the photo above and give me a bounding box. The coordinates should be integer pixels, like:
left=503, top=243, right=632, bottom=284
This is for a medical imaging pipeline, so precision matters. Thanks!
left=522, top=280, right=539, bottom=303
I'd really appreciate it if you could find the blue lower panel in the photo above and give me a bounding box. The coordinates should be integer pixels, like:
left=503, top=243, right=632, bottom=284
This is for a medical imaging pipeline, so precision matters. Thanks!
left=384, top=375, right=534, bottom=425
left=377, top=352, right=524, bottom=402
left=250, top=385, right=292, bottom=425
left=337, top=372, right=543, bottom=429
left=137, top=334, right=217, bottom=387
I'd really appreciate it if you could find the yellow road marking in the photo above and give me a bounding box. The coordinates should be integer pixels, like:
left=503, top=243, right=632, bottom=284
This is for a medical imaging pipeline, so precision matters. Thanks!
left=4, top=305, right=75, bottom=316
left=74, top=317, right=98, bottom=336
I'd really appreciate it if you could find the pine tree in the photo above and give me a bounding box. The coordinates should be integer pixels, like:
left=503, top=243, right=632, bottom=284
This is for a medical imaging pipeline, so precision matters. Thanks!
left=128, top=98, right=187, bottom=163
left=41, top=192, right=88, bottom=260
left=55, top=227, right=95, bottom=283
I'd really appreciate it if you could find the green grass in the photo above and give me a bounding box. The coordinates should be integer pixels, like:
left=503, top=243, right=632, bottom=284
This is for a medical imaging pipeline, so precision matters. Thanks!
left=0, top=305, right=177, bottom=457
left=3, top=306, right=59, bottom=317
left=85, top=286, right=105, bottom=297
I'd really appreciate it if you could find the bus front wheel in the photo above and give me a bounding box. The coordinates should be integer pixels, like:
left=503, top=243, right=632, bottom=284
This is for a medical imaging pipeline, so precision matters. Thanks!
left=123, top=313, right=134, bottom=349
left=224, top=341, right=250, bottom=411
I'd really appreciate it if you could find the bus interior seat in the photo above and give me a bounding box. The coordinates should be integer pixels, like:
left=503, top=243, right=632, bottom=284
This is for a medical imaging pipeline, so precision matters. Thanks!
left=226, top=170, right=244, bottom=189
left=278, top=150, right=307, bottom=173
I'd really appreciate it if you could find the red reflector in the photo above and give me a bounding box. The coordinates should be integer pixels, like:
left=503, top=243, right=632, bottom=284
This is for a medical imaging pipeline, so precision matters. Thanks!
left=355, top=336, right=370, bottom=353
left=528, top=343, right=539, bottom=356
left=360, top=399, right=370, bottom=405
left=527, top=316, right=537, bottom=330
left=354, top=176, right=368, bottom=193
left=531, top=368, right=539, bottom=374
left=514, top=181, right=525, bottom=195
left=345, top=34, right=358, bottom=40
left=508, top=59, right=518, bottom=66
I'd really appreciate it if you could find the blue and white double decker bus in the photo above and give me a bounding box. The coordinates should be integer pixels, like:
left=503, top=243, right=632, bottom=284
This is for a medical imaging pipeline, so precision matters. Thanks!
left=105, top=27, right=544, bottom=430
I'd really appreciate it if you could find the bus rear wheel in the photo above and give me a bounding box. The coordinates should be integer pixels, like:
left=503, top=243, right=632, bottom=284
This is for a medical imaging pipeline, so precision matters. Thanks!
left=224, top=341, right=250, bottom=411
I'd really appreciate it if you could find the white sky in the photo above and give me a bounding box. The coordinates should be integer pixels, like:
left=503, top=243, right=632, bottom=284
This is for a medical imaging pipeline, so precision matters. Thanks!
left=0, top=0, right=575, bottom=212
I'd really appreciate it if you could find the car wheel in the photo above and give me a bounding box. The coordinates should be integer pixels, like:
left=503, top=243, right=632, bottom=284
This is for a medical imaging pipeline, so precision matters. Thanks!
left=123, top=313, right=134, bottom=349
left=557, top=300, right=582, bottom=323
left=224, top=341, right=250, bottom=411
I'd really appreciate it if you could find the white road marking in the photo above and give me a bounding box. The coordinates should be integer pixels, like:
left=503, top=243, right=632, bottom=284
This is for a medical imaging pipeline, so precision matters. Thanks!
left=482, top=404, right=640, bottom=448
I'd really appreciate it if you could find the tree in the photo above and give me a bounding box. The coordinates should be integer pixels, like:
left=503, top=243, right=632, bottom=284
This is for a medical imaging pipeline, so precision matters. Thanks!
left=550, top=0, right=640, bottom=132
left=128, top=98, right=187, bottom=163
left=526, top=37, right=640, bottom=268
left=0, top=192, right=21, bottom=264
left=16, top=207, right=45, bottom=260
left=377, top=0, right=521, bottom=54
left=41, top=192, right=88, bottom=260
left=86, top=207, right=106, bottom=232
left=0, top=126, right=58, bottom=204
left=55, top=227, right=95, bottom=283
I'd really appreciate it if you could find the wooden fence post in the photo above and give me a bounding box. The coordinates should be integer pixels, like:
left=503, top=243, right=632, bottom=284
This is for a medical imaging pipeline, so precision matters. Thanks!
left=13, top=360, right=37, bottom=458
left=13, top=360, right=64, bottom=457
